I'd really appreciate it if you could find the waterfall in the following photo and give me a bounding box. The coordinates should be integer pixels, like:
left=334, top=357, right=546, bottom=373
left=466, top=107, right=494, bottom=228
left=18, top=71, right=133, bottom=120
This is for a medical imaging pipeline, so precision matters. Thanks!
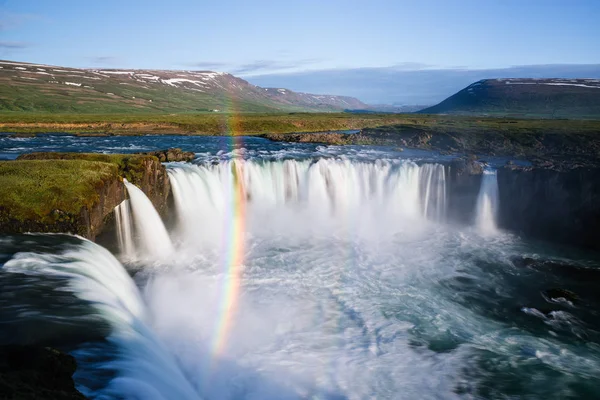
left=475, top=169, right=500, bottom=234
left=3, top=238, right=201, bottom=400
left=419, top=163, right=446, bottom=221
left=123, top=180, right=173, bottom=259
left=167, top=159, right=447, bottom=239
left=115, top=200, right=134, bottom=258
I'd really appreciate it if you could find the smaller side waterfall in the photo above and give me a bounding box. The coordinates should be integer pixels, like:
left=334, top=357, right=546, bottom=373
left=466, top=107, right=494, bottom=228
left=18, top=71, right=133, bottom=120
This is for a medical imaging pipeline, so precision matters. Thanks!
left=3, top=238, right=200, bottom=400
left=475, top=169, right=499, bottom=234
left=123, top=180, right=174, bottom=259
left=115, top=200, right=135, bottom=258
left=419, top=164, right=446, bottom=222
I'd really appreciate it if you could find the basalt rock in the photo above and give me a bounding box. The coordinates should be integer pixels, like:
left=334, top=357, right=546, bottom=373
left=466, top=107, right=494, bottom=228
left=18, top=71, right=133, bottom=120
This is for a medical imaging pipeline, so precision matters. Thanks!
left=0, top=346, right=85, bottom=399
left=445, top=156, right=484, bottom=225
left=497, top=166, right=600, bottom=251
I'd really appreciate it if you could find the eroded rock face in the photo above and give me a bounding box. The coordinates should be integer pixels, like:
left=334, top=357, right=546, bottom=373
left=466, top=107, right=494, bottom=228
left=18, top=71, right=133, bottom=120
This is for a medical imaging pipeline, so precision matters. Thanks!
left=445, top=156, right=484, bottom=225
left=0, top=346, right=85, bottom=399
left=128, top=156, right=171, bottom=216
left=5, top=152, right=176, bottom=240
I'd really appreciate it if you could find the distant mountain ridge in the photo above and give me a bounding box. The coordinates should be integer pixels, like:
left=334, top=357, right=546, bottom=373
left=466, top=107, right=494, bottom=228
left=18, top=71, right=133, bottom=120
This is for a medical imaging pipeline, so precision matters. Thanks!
left=0, top=60, right=368, bottom=113
left=419, top=78, right=600, bottom=118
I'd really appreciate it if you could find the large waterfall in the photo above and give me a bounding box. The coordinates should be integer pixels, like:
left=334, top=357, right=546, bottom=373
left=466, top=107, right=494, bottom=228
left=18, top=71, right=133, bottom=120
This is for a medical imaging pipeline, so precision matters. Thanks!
left=167, top=159, right=447, bottom=240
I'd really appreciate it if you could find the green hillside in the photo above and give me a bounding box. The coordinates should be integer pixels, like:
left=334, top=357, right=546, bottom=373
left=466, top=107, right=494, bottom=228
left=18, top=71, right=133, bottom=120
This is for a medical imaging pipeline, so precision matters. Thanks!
left=419, top=78, right=600, bottom=118
left=0, top=60, right=368, bottom=114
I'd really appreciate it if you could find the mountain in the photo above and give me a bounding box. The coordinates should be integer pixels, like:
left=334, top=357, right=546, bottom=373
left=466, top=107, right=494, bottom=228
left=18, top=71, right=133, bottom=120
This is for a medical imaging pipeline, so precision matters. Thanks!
left=247, top=64, right=600, bottom=105
left=418, top=78, right=600, bottom=118
left=0, top=60, right=368, bottom=113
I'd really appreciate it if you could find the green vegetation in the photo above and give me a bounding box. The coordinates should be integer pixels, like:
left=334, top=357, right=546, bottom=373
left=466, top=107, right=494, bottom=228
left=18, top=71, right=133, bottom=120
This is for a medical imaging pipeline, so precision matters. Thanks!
left=0, top=153, right=162, bottom=236
left=0, top=62, right=366, bottom=113
left=362, top=115, right=600, bottom=136
left=0, top=112, right=411, bottom=135
left=0, top=160, right=118, bottom=222
left=261, top=115, right=600, bottom=168
left=0, top=76, right=282, bottom=114
left=18, top=152, right=158, bottom=184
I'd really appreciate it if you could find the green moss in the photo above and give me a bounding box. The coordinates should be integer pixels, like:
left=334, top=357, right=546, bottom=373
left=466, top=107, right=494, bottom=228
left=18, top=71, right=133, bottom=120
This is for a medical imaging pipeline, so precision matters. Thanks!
left=0, top=160, right=118, bottom=223
left=17, top=152, right=158, bottom=185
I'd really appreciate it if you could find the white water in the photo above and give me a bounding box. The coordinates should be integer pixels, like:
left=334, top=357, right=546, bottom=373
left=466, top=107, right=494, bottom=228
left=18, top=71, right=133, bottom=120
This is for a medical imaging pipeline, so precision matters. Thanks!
left=123, top=180, right=174, bottom=260
left=475, top=169, right=500, bottom=235
left=4, top=157, right=600, bottom=399
left=3, top=239, right=201, bottom=400
left=167, top=159, right=447, bottom=247
left=115, top=200, right=135, bottom=259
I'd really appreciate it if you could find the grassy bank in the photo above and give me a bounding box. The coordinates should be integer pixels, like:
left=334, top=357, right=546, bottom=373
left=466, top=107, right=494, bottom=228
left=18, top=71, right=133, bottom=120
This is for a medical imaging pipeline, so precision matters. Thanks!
left=0, top=153, right=163, bottom=235
left=0, top=160, right=118, bottom=222
left=1, top=112, right=598, bottom=137
left=0, top=112, right=411, bottom=135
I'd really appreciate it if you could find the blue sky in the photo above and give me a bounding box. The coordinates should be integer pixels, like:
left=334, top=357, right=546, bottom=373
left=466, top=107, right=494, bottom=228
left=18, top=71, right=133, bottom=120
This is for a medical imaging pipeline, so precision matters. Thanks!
left=1, top=0, right=599, bottom=75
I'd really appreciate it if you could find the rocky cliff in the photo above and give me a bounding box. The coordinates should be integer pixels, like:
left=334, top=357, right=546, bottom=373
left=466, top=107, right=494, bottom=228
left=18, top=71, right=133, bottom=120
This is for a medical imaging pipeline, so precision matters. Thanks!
left=446, top=158, right=600, bottom=252
left=0, top=149, right=193, bottom=240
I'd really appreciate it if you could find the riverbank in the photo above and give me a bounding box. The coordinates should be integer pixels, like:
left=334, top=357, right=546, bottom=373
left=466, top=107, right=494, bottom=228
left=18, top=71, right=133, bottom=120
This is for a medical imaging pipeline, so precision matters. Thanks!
left=0, top=149, right=192, bottom=239
left=0, top=113, right=407, bottom=135
left=262, top=118, right=600, bottom=170
left=2, top=113, right=599, bottom=139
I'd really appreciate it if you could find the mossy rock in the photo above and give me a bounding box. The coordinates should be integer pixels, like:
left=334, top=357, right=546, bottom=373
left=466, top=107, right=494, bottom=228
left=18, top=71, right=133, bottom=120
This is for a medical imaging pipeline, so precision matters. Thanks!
left=0, top=159, right=119, bottom=224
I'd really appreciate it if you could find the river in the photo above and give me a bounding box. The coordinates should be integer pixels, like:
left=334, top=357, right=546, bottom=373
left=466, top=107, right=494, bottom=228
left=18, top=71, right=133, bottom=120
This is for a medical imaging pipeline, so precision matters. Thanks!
left=0, top=134, right=599, bottom=399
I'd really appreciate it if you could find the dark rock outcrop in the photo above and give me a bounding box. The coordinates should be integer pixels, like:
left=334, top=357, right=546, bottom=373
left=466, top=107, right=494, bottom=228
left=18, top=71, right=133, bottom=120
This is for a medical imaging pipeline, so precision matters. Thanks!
left=496, top=166, right=600, bottom=251
left=446, top=156, right=484, bottom=225
left=140, top=148, right=195, bottom=163
left=260, top=132, right=352, bottom=145
left=0, top=346, right=85, bottom=399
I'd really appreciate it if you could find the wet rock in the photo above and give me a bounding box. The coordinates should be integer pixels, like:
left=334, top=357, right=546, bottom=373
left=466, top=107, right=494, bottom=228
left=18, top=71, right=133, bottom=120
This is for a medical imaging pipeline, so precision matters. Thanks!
left=512, top=257, right=600, bottom=282
left=140, top=148, right=195, bottom=163
left=0, top=346, right=85, bottom=399
left=498, top=166, right=600, bottom=251
left=450, top=155, right=484, bottom=176
left=542, top=288, right=579, bottom=305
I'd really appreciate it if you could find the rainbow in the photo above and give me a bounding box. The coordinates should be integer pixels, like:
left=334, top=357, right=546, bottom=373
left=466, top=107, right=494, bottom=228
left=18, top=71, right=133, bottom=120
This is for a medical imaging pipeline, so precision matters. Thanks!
left=210, top=95, right=246, bottom=357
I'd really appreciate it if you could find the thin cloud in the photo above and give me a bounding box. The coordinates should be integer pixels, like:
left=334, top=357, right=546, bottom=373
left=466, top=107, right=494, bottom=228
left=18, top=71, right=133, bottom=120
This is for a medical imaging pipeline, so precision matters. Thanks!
left=185, top=61, right=230, bottom=69
left=232, top=58, right=323, bottom=76
left=392, top=62, right=435, bottom=70
left=0, top=41, right=29, bottom=49
left=88, top=56, right=119, bottom=66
